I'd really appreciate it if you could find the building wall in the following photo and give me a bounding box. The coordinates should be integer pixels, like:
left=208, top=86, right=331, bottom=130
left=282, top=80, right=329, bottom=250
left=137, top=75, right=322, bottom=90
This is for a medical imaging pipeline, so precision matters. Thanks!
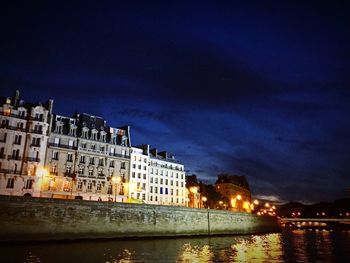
left=148, top=157, right=186, bottom=206
left=44, top=114, right=130, bottom=202
left=0, top=196, right=280, bottom=241
left=129, top=147, right=149, bottom=202
left=0, top=99, right=51, bottom=197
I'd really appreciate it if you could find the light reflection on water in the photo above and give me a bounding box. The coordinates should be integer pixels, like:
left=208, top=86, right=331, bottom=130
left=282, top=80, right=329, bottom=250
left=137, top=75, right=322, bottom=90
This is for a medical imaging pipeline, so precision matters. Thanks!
left=1, top=230, right=350, bottom=263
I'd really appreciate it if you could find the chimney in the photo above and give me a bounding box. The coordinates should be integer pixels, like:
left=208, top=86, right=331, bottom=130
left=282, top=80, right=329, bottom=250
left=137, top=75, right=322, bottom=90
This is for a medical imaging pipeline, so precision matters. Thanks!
left=48, top=99, right=54, bottom=114
left=142, top=144, right=150, bottom=155
left=13, top=90, right=20, bottom=107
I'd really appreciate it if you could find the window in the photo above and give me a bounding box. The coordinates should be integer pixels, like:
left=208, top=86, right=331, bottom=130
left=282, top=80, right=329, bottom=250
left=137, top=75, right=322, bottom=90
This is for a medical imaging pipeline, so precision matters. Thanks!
left=121, top=162, right=126, bottom=169
left=88, top=169, right=93, bottom=176
left=77, top=181, right=83, bottom=190
left=107, top=185, right=112, bottom=194
left=87, top=182, right=92, bottom=191
left=155, top=178, right=158, bottom=184
left=137, top=173, right=141, bottom=179
left=65, top=166, right=71, bottom=174
left=6, top=178, right=14, bottom=188
left=132, top=164, right=136, bottom=168
left=24, top=179, right=33, bottom=189
left=143, top=166, right=147, bottom=170
left=160, top=179, right=163, bottom=184
left=52, top=151, right=59, bottom=160
left=150, top=186, right=153, bottom=193
left=143, top=174, right=146, bottom=179
left=81, top=143, right=87, bottom=149
left=155, top=187, right=158, bottom=194
left=67, top=153, right=73, bottom=162
left=110, top=160, right=114, bottom=167
left=14, top=135, right=22, bottom=145
left=165, top=188, right=168, bottom=195
left=160, top=187, right=163, bottom=194
left=144, top=158, right=147, bottom=163
left=138, top=165, right=141, bottom=169
left=51, top=165, right=57, bottom=173
left=150, top=177, right=153, bottom=183
left=98, top=159, right=104, bottom=166
left=132, top=172, right=135, bottom=178
left=181, top=182, right=184, bottom=187
left=96, top=183, right=101, bottom=191
left=68, top=140, right=74, bottom=148
left=31, top=137, right=40, bottom=147
left=142, top=183, right=146, bottom=190
left=79, top=167, right=84, bottom=175
left=80, top=155, right=85, bottom=163
left=150, top=195, right=153, bottom=201
left=91, top=144, right=96, bottom=150
left=89, top=157, right=94, bottom=165
left=142, top=193, right=145, bottom=200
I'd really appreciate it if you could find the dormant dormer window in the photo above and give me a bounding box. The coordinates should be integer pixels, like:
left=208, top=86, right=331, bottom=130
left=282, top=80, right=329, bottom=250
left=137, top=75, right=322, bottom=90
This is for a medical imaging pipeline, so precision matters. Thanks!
left=69, top=125, right=76, bottom=136
left=91, top=130, right=97, bottom=140
left=82, top=128, right=89, bottom=139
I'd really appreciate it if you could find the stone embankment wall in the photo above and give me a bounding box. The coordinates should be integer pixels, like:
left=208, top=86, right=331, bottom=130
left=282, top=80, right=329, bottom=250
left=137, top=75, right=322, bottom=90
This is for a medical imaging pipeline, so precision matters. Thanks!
left=0, top=196, right=280, bottom=241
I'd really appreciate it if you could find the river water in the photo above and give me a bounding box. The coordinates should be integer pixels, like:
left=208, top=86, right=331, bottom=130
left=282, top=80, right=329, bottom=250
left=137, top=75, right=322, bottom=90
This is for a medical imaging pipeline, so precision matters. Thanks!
left=1, top=229, right=350, bottom=262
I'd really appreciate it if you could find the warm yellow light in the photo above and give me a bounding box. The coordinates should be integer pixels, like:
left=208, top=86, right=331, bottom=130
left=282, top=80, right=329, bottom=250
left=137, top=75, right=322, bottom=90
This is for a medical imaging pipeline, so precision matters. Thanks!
left=112, top=176, right=121, bottom=183
left=190, top=186, right=198, bottom=194
left=265, top=202, right=270, bottom=208
left=236, top=195, right=242, bottom=200
left=219, top=201, right=223, bottom=205
left=231, top=198, right=236, bottom=208
left=202, top=196, right=207, bottom=202
left=253, top=200, right=259, bottom=205
left=36, top=167, right=49, bottom=177
left=272, top=205, right=276, bottom=210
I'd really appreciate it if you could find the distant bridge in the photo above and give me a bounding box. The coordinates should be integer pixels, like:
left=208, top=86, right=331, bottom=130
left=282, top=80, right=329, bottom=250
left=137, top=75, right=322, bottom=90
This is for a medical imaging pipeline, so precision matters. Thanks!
left=280, top=218, right=350, bottom=223
left=279, top=218, right=350, bottom=229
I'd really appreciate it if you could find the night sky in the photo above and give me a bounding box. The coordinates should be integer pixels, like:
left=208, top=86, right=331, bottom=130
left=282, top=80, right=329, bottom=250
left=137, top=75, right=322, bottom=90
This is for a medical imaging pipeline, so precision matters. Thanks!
left=1, top=1, right=350, bottom=203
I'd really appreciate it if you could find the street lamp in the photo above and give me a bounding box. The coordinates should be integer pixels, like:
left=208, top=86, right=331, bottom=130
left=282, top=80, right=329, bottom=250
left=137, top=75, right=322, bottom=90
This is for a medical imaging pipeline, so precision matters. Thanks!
left=111, top=175, right=121, bottom=203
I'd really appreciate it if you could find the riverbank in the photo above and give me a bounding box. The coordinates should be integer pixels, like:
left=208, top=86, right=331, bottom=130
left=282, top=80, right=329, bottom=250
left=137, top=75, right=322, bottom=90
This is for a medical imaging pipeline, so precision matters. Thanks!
left=0, top=195, right=280, bottom=241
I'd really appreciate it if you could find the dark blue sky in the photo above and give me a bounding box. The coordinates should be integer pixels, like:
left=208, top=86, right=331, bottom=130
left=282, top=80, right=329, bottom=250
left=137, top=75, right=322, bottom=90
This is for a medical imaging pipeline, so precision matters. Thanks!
left=1, top=1, right=350, bottom=203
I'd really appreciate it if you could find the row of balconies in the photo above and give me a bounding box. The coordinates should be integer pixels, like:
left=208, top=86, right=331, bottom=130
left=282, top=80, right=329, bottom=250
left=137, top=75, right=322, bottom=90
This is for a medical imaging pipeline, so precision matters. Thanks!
left=0, top=155, right=40, bottom=162
left=0, top=111, right=45, bottom=122
left=0, top=124, right=45, bottom=135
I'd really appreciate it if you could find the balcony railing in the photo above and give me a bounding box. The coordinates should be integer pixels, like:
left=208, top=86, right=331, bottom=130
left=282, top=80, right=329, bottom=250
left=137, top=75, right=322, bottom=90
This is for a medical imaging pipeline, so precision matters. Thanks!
left=8, top=156, right=22, bottom=161
left=30, top=143, right=41, bottom=147
left=25, top=157, right=40, bottom=162
left=0, top=169, right=21, bottom=174
left=30, top=129, right=43, bottom=135
left=49, top=143, right=77, bottom=150
left=108, top=152, right=129, bottom=159
left=0, top=111, right=27, bottom=120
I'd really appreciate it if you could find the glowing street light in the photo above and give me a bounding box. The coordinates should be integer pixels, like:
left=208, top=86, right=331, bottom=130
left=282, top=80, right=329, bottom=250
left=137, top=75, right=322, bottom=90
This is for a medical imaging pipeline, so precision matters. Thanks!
left=265, top=202, right=270, bottom=208
left=253, top=200, right=259, bottom=205
left=236, top=195, right=242, bottom=200
left=202, top=196, right=207, bottom=202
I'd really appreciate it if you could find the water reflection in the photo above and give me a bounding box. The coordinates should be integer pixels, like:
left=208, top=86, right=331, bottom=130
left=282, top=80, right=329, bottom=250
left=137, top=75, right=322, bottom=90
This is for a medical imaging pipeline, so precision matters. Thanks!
left=1, top=230, right=349, bottom=263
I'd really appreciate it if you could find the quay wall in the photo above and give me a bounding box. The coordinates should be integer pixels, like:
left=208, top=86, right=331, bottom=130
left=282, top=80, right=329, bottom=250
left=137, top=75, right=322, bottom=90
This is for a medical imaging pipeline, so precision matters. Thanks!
left=0, top=196, right=280, bottom=241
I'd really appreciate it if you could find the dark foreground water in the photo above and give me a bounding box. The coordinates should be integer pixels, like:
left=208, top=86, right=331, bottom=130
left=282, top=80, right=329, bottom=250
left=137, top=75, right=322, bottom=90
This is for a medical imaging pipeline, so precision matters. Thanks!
left=1, top=229, right=350, bottom=263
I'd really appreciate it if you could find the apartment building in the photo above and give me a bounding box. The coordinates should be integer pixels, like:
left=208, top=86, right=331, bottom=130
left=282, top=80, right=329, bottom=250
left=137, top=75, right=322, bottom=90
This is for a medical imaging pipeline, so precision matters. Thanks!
left=0, top=91, right=53, bottom=197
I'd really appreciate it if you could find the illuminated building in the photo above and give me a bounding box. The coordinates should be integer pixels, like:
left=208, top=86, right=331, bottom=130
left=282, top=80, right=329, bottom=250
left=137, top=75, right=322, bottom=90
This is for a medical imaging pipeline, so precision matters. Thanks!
left=215, top=174, right=252, bottom=212
left=148, top=148, right=186, bottom=206
left=45, top=113, right=131, bottom=201
left=0, top=90, right=53, bottom=197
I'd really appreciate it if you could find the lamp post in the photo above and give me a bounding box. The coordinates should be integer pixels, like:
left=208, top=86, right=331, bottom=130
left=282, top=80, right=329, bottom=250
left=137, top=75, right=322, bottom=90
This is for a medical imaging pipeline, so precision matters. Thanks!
left=111, top=175, right=121, bottom=203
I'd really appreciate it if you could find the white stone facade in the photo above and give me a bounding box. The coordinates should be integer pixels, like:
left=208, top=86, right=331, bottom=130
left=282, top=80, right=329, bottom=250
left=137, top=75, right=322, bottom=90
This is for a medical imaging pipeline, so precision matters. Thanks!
left=0, top=92, right=52, bottom=197
left=148, top=150, right=186, bottom=206
left=128, top=146, right=149, bottom=202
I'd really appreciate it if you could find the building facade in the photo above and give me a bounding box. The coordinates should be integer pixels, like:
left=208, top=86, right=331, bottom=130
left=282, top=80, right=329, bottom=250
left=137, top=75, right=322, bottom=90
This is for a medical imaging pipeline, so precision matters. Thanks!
left=0, top=91, right=53, bottom=197
left=0, top=91, right=187, bottom=206
left=148, top=148, right=186, bottom=206
left=128, top=145, right=149, bottom=202
left=215, top=174, right=252, bottom=212
left=44, top=113, right=131, bottom=201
